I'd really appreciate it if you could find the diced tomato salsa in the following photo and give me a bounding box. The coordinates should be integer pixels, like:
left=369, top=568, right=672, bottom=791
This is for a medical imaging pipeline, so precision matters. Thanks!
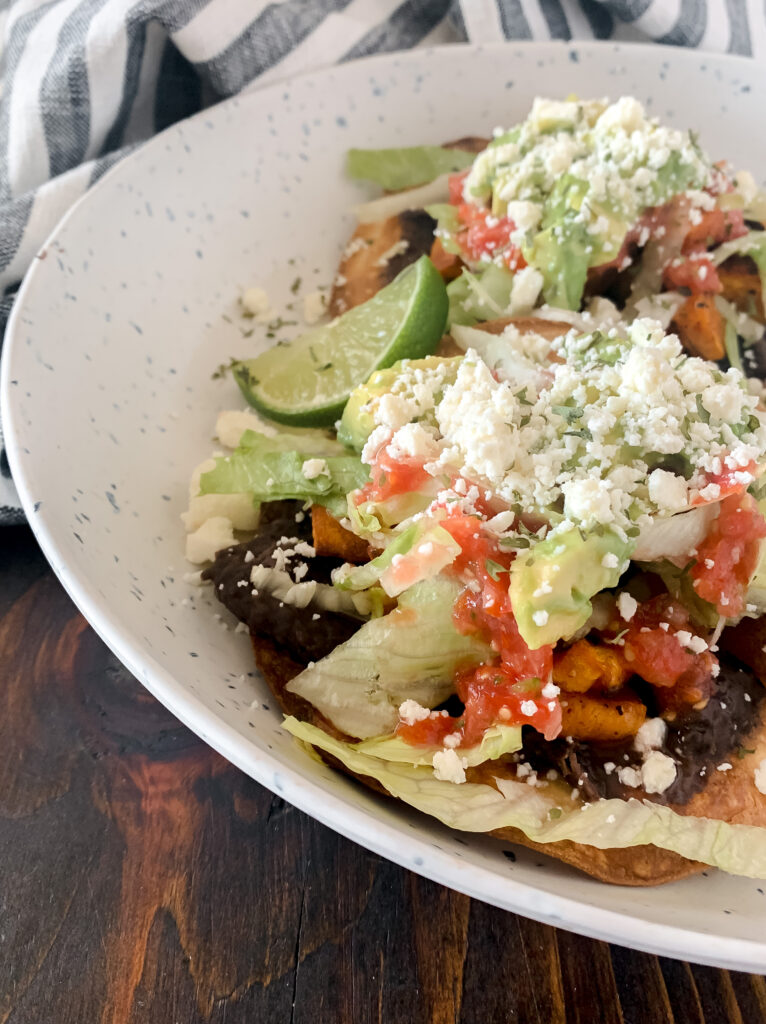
left=610, top=594, right=716, bottom=710
left=396, top=507, right=560, bottom=748
left=355, top=451, right=431, bottom=506
left=447, top=172, right=526, bottom=271
left=692, top=460, right=757, bottom=505
left=663, top=256, right=722, bottom=294
left=397, top=710, right=455, bottom=748
left=589, top=198, right=745, bottom=295
left=691, top=492, right=766, bottom=617
left=682, top=208, right=746, bottom=253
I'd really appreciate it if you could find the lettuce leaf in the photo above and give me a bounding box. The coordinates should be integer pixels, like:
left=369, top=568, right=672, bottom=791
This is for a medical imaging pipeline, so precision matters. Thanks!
left=237, top=428, right=344, bottom=455
left=425, top=202, right=463, bottom=255
left=199, top=430, right=368, bottom=517
left=644, top=560, right=719, bottom=629
left=446, top=265, right=515, bottom=327
left=348, top=146, right=475, bottom=191
left=353, top=723, right=522, bottom=767
left=285, top=577, right=491, bottom=738
left=337, top=521, right=461, bottom=596
left=285, top=717, right=766, bottom=878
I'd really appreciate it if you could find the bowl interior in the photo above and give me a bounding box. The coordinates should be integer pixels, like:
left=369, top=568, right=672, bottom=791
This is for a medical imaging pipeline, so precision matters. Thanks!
left=5, top=42, right=766, bottom=968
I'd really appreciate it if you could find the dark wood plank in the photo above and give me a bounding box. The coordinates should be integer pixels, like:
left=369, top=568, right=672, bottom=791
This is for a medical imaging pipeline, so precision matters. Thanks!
left=658, top=957, right=706, bottom=1024
left=556, top=929, right=625, bottom=1024
left=459, top=902, right=565, bottom=1023
left=0, top=525, right=764, bottom=1024
left=610, top=945, right=674, bottom=1024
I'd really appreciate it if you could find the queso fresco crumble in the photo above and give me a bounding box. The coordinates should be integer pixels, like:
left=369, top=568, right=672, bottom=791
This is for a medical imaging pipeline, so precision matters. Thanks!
left=363, top=317, right=766, bottom=537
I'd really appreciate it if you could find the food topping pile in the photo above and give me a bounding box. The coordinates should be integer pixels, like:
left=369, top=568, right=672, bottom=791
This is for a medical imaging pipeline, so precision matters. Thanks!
left=182, top=96, right=766, bottom=883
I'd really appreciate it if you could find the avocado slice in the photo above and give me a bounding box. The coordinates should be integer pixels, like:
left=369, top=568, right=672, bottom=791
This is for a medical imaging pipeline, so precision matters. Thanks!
left=338, top=355, right=462, bottom=451
left=510, top=527, right=632, bottom=649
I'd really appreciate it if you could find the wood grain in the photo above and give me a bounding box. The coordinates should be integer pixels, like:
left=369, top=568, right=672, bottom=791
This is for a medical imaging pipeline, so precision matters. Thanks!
left=0, top=524, right=764, bottom=1024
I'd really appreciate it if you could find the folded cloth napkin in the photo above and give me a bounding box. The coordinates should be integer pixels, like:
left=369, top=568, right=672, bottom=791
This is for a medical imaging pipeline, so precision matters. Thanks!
left=0, top=0, right=761, bottom=523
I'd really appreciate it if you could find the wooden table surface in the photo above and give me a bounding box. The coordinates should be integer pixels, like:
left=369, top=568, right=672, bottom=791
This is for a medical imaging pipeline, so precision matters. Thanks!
left=2, top=524, right=766, bottom=1024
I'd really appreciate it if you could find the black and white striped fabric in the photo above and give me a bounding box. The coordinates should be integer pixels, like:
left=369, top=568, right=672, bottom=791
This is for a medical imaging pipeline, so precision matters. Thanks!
left=0, top=0, right=761, bottom=523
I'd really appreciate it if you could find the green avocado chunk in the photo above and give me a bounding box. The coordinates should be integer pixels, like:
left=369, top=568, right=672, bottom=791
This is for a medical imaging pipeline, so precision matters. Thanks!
left=337, top=355, right=462, bottom=451
left=510, top=527, right=632, bottom=649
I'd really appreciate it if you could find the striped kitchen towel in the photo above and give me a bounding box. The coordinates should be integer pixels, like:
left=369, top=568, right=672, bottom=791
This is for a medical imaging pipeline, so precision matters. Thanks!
left=0, top=0, right=762, bottom=522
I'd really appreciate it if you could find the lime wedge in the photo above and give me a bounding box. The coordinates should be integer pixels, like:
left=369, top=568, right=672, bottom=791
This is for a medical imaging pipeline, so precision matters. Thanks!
left=233, top=256, right=448, bottom=426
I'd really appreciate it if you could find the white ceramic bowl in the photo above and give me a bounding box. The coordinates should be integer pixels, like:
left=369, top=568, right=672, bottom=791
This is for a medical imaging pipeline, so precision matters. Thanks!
left=5, top=41, right=766, bottom=970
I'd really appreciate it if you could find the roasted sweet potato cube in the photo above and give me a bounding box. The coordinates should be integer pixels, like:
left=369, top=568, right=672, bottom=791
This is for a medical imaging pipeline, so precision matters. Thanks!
left=311, top=505, right=370, bottom=564
left=553, top=640, right=631, bottom=693
left=670, top=293, right=725, bottom=361
left=429, top=237, right=463, bottom=280
left=559, top=692, right=647, bottom=741
left=718, top=254, right=765, bottom=322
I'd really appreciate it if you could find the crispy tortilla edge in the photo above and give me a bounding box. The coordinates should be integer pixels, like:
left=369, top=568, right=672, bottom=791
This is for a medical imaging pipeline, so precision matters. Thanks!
left=248, top=633, right=766, bottom=886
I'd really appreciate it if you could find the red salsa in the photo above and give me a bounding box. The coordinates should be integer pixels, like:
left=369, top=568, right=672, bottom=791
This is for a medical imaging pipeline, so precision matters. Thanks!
left=447, top=171, right=527, bottom=271
left=396, top=507, right=560, bottom=748
left=691, top=492, right=766, bottom=617
left=355, top=451, right=431, bottom=506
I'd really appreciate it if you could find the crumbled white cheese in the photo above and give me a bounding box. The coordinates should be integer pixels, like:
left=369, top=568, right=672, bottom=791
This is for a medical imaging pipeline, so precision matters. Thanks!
left=619, top=722, right=677, bottom=794
left=398, top=699, right=431, bottom=726
left=701, top=383, right=745, bottom=423
left=640, top=750, right=677, bottom=794
left=215, top=408, right=277, bottom=447
left=617, top=592, right=638, bottom=622
left=735, top=169, right=759, bottom=205
left=617, top=765, right=642, bottom=788
left=432, top=748, right=467, bottom=784
left=755, top=758, right=766, bottom=795
left=301, top=458, right=329, bottom=480
left=508, top=267, right=543, bottom=315
left=532, top=610, right=549, bottom=627
left=505, top=200, right=542, bottom=234
left=674, top=630, right=708, bottom=655
left=601, top=552, right=619, bottom=569
left=185, top=516, right=236, bottom=564
left=303, top=290, right=327, bottom=325
left=634, top=718, right=667, bottom=755
left=647, top=469, right=687, bottom=512
left=427, top=318, right=766, bottom=533
left=376, top=239, right=409, bottom=266
left=520, top=700, right=538, bottom=717
left=387, top=422, right=440, bottom=462
left=241, top=286, right=273, bottom=320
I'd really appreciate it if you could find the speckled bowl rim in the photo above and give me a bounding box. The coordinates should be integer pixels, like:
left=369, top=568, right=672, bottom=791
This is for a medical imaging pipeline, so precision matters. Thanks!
left=5, top=41, right=766, bottom=972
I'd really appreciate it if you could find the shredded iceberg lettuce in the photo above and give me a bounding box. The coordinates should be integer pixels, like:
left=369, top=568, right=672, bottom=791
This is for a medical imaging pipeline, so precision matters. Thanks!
left=285, top=717, right=766, bottom=879
left=347, top=146, right=475, bottom=191
left=286, top=577, right=491, bottom=739
left=336, top=520, right=461, bottom=597
left=445, top=265, right=516, bottom=327
left=351, top=723, right=522, bottom=768
left=199, top=429, right=368, bottom=517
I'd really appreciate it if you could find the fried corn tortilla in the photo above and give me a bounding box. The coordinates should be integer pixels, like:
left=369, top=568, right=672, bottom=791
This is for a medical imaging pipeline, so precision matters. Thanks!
left=230, top=317, right=766, bottom=885
left=329, top=136, right=489, bottom=317
left=249, top=628, right=766, bottom=886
